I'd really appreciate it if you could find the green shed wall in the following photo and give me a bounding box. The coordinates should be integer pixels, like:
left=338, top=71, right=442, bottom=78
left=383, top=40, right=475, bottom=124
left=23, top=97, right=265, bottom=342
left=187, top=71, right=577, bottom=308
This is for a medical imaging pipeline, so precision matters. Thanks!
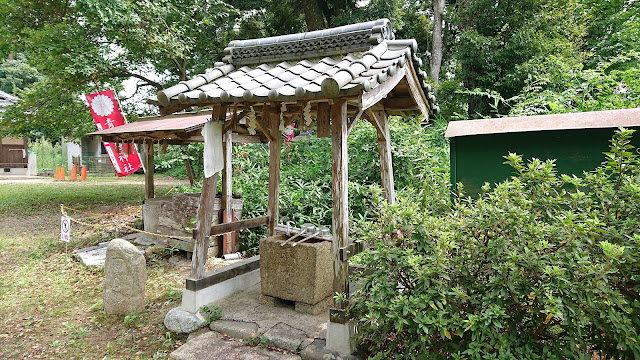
left=450, top=127, right=640, bottom=197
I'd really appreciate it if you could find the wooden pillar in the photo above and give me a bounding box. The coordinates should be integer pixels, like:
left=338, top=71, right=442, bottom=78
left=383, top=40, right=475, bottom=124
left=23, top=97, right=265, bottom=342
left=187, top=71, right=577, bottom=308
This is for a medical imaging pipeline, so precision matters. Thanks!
left=376, top=110, right=395, bottom=205
left=222, top=130, right=233, bottom=254
left=317, top=102, right=331, bottom=138
left=144, top=141, right=154, bottom=199
left=190, top=173, right=218, bottom=279
left=190, top=105, right=225, bottom=279
left=331, top=99, right=349, bottom=308
left=267, top=106, right=281, bottom=236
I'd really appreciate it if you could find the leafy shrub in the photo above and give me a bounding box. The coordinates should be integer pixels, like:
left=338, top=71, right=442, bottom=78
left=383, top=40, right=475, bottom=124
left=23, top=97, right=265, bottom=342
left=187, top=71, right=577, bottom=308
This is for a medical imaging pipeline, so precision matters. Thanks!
left=229, top=116, right=449, bottom=254
left=30, top=137, right=63, bottom=170
left=349, top=129, right=640, bottom=359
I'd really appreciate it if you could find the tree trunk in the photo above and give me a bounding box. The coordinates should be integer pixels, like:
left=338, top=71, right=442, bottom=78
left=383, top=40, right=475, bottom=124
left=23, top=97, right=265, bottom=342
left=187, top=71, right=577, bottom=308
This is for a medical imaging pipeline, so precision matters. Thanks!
left=301, top=0, right=326, bottom=30
left=430, top=0, right=446, bottom=87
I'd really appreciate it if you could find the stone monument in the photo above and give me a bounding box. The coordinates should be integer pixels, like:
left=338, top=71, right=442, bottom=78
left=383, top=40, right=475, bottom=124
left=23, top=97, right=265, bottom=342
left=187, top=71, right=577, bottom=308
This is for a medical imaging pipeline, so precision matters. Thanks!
left=103, top=238, right=146, bottom=314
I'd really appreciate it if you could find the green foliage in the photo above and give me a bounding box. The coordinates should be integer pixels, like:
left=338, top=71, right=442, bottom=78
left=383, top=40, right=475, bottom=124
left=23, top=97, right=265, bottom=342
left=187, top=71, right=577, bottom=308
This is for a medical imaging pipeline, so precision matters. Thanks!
left=510, top=52, right=640, bottom=115
left=155, top=143, right=204, bottom=179
left=0, top=53, right=43, bottom=94
left=452, top=0, right=584, bottom=117
left=223, top=117, right=449, bottom=254
left=350, top=129, right=640, bottom=359
left=199, top=305, right=222, bottom=324
left=29, top=137, right=63, bottom=170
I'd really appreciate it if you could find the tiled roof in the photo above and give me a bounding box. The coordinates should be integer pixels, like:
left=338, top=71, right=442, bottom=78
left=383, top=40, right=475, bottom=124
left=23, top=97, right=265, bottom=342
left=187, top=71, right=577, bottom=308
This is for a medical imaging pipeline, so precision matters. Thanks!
left=151, top=19, right=438, bottom=114
left=0, top=90, right=18, bottom=109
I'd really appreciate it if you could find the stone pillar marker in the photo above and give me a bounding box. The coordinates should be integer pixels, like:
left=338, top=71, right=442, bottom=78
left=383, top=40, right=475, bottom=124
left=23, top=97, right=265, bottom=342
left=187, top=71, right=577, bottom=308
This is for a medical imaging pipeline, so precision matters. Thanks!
left=104, top=238, right=146, bottom=314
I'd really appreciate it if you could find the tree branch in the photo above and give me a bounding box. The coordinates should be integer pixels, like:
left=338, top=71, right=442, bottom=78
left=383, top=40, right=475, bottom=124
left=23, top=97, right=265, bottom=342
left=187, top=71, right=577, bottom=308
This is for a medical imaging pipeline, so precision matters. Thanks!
left=109, top=69, right=164, bottom=90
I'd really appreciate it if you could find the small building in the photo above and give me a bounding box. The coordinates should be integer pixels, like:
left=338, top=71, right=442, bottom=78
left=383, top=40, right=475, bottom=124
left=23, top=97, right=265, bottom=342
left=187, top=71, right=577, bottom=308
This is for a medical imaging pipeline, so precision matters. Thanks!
left=63, top=136, right=113, bottom=174
left=445, top=108, right=640, bottom=196
left=0, top=90, right=36, bottom=175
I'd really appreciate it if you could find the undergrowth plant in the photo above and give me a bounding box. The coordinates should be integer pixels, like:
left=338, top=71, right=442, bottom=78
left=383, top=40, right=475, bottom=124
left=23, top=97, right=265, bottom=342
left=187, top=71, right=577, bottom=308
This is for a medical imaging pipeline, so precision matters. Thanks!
left=350, top=128, right=640, bottom=359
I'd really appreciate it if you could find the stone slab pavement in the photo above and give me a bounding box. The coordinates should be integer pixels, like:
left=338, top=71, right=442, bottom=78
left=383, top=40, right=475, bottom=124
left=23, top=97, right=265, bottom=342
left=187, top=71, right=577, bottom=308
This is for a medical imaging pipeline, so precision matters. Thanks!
left=171, top=331, right=300, bottom=360
left=170, top=283, right=363, bottom=359
left=210, top=284, right=329, bottom=336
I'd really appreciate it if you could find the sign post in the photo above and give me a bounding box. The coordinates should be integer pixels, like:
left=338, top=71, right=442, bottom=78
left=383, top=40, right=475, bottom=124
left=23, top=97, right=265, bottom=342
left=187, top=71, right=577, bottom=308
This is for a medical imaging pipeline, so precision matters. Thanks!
left=61, top=216, right=71, bottom=255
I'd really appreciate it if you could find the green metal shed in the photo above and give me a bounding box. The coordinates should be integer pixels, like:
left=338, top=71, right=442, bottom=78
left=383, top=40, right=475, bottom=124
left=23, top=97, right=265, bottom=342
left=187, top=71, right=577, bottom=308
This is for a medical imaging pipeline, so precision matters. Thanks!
left=445, top=108, right=640, bottom=197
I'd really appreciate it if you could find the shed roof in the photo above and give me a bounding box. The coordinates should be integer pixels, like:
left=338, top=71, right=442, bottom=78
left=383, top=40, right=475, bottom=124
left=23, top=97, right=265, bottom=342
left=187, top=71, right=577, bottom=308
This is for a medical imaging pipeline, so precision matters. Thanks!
left=149, top=19, right=437, bottom=115
left=445, top=108, right=640, bottom=138
left=87, top=110, right=263, bottom=144
left=88, top=111, right=212, bottom=144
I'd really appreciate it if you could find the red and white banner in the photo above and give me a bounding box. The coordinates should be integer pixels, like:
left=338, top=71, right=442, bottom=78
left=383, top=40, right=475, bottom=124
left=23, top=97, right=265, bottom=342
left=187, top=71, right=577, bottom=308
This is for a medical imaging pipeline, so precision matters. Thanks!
left=85, top=89, right=142, bottom=177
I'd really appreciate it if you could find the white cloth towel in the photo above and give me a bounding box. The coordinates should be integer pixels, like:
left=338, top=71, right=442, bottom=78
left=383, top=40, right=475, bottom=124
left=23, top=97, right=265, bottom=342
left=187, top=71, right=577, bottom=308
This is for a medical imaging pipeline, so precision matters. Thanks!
left=202, top=120, right=223, bottom=178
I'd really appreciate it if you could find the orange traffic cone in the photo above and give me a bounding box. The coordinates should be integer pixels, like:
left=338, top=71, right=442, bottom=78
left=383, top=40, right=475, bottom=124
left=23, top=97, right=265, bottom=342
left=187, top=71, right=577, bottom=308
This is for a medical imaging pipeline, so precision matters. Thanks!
left=55, top=165, right=60, bottom=180
left=70, top=165, right=77, bottom=181
left=60, top=166, right=65, bottom=180
left=80, top=165, right=87, bottom=181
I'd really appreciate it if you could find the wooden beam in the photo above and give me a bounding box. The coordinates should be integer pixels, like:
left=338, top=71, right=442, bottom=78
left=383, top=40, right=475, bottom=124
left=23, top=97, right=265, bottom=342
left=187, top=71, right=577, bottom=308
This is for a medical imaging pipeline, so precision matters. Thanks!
left=230, top=134, right=268, bottom=144
left=191, top=104, right=224, bottom=278
left=267, top=106, right=281, bottom=236
left=347, top=104, right=364, bottom=137
left=207, top=216, right=269, bottom=237
left=404, top=60, right=430, bottom=116
left=374, top=110, right=395, bottom=205
left=222, top=129, right=233, bottom=254
left=331, top=99, right=349, bottom=310
left=253, top=114, right=275, bottom=143
left=159, top=103, right=191, bottom=116
left=190, top=173, right=218, bottom=279
left=316, top=102, right=331, bottom=138
left=361, top=66, right=406, bottom=111
left=144, top=141, right=154, bottom=199
left=364, top=109, right=386, bottom=141
left=383, top=96, right=419, bottom=111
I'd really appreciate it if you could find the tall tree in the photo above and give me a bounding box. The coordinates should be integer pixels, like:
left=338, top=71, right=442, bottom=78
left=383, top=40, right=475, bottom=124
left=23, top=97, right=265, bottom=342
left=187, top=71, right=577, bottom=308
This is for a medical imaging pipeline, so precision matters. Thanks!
left=0, top=54, right=43, bottom=95
left=453, top=0, right=583, bottom=117
left=0, top=0, right=239, bottom=138
left=430, top=0, right=445, bottom=86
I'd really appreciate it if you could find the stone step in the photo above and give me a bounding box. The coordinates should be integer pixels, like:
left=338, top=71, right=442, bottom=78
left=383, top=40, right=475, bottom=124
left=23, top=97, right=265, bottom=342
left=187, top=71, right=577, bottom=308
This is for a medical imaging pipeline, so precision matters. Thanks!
left=170, top=331, right=300, bottom=360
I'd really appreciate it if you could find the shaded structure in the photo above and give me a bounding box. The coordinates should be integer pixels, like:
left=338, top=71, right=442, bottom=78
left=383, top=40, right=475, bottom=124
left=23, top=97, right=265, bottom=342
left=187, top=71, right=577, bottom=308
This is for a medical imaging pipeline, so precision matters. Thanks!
left=99, top=19, right=437, bottom=354
left=151, top=18, right=436, bottom=353
left=446, top=108, right=640, bottom=197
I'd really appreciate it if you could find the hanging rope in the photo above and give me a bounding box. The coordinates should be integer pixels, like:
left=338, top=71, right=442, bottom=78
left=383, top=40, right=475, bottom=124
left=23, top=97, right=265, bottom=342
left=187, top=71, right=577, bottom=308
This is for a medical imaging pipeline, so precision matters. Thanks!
left=60, top=204, right=194, bottom=240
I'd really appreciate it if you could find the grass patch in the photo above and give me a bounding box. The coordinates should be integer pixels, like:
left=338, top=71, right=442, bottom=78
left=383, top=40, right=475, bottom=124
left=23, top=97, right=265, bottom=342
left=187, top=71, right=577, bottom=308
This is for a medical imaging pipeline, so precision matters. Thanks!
left=0, top=176, right=188, bottom=359
left=0, top=176, right=173, bottom=215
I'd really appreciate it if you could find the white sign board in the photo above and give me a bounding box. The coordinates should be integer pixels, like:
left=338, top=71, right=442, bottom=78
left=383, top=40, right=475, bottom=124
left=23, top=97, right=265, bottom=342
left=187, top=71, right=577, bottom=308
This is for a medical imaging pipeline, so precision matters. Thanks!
left=60, top=216, right=71, bottom=243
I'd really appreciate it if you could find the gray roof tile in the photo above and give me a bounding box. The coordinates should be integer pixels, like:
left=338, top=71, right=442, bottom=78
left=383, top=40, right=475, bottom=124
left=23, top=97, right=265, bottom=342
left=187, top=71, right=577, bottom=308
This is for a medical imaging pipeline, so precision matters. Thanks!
left=153, top=19, right=436, bottom=112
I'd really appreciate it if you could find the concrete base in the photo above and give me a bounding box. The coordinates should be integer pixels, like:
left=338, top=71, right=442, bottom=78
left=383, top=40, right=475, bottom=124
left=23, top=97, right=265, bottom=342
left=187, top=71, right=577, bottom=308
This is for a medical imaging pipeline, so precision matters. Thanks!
left=181, top=269, right=260, bottom=313
left=1, top=167, right=27, bottom=175
left=325, top=321, right=356, bottom=355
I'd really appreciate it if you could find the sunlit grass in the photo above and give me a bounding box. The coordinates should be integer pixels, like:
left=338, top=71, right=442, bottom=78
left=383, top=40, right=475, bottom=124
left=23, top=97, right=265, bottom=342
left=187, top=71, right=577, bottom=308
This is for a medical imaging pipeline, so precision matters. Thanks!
left=0, top=176, right=172, bottom=215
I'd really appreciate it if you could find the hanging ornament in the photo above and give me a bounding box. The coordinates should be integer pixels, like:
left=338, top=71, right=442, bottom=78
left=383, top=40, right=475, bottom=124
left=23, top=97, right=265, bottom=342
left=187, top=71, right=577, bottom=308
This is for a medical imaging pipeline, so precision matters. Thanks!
left=247, top=106, right=257, bottom=135
left=303, top=102, right=312, bottom=129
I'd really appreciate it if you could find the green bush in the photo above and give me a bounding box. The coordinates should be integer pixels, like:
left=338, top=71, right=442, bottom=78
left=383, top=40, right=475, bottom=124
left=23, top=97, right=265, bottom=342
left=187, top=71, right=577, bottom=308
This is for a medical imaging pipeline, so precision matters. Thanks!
left=349, top=128, right=640, bottom=359
left=29, top=137, right=63, bottom=170
left=228, top=116, right=449, bottom=254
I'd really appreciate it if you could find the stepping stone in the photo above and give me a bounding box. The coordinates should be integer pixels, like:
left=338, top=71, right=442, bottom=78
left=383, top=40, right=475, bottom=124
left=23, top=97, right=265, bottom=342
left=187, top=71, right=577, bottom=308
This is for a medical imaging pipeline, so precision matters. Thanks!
left=210, top=320, right=259, bottom=340
left=170, top=331, right=300, bottom=360
left=73, top=243, right=108, bottom=266
left=263, top=323, right=308, bottom=352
